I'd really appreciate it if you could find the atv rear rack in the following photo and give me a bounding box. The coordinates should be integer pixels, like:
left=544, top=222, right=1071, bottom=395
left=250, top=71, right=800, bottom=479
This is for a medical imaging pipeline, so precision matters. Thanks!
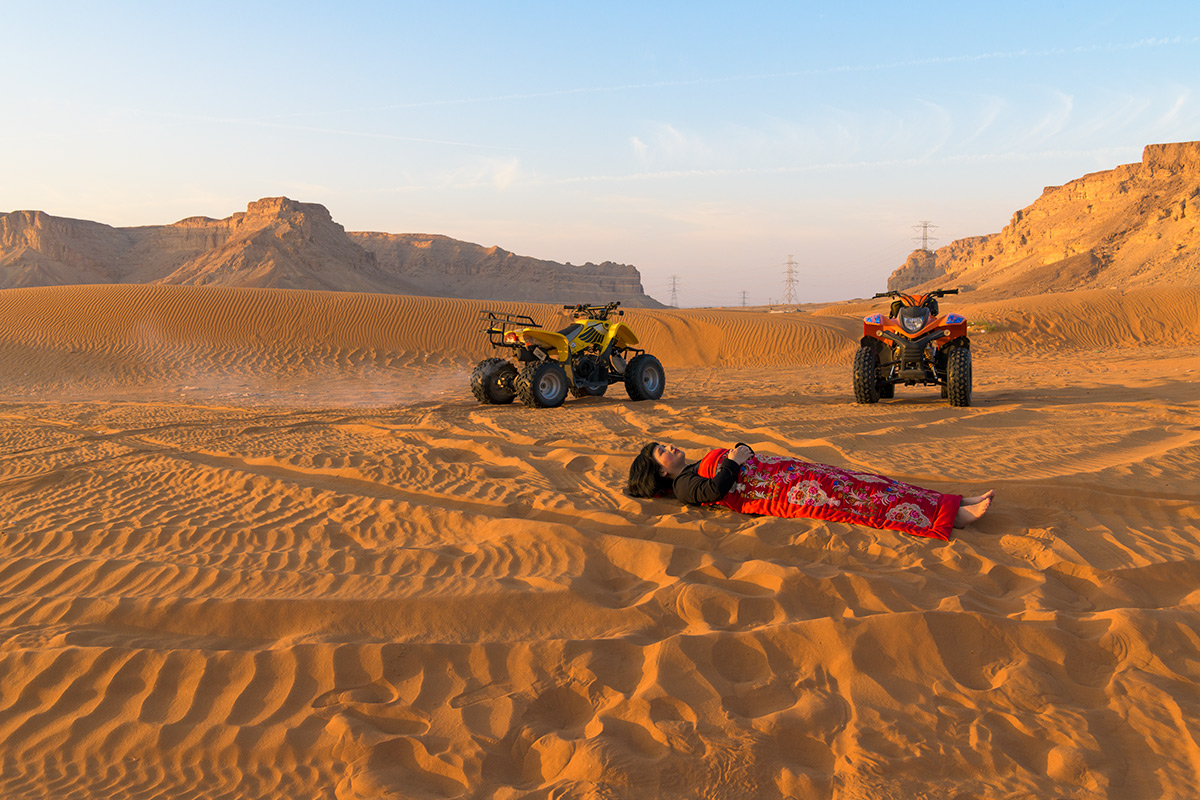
left=479, top=310, right=540, bottom=349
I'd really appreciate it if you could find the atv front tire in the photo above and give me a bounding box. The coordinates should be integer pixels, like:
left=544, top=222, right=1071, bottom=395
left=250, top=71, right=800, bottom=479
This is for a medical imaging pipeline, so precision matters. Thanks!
left=624, top=354, right=665, bottom=401
left=853, top=346, right=881, bottom=404
left=517, top=361, right=569, bottom=408
left=946, top=347, right=972, bottom=407
left=470, top=357, right=518, bottom=404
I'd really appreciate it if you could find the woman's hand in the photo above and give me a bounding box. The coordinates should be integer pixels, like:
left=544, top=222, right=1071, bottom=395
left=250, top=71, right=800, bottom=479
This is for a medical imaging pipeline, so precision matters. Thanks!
left=729, top=444, right=753, bottom=465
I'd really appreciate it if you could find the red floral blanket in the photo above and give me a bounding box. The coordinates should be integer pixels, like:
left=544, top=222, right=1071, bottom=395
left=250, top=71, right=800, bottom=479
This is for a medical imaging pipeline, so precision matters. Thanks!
left=698, top=448, right=960, bottom=540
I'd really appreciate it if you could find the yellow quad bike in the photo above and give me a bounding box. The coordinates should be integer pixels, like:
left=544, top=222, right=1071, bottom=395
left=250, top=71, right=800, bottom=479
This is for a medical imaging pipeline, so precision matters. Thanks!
left=472, top=301, right=665, bottom=408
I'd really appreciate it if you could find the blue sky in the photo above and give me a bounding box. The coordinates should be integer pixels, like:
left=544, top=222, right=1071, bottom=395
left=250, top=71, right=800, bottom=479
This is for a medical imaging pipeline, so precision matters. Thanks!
left=3, top=2, right=1198, bottom=305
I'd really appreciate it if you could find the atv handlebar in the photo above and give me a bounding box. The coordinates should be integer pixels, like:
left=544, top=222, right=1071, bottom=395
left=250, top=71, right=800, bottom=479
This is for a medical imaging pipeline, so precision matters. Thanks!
left=873, top=288, right=959, bottom=299
left=563, top=301, right=623, bottom=320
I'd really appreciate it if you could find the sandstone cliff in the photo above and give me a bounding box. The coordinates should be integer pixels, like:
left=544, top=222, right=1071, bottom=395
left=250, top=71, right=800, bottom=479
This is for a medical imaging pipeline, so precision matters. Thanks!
left=0, top=211, right=130, bottom=286
left=888, top=141, right=1200, bottom=295
left=352, top=232, right=650, bottom=304
left=0, top=198, right=663, bottom=306
left=149, top=198, right=415, bottom=294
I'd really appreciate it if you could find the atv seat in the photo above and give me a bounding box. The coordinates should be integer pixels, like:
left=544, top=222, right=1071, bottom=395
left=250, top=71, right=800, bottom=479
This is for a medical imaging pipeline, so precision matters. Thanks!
left=557, top=323, right=583, bottom=338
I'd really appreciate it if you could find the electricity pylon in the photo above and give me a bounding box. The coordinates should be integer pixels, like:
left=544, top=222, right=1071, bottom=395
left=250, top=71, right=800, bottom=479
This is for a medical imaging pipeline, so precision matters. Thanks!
left=782, top=255, right=799, bottom=305
left=913, top=221, right=938, bottom=251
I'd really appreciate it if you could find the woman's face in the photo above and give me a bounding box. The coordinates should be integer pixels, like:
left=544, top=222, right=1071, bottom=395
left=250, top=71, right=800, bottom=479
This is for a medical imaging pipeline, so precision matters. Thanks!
left=653, top=443, right=686, bottom=476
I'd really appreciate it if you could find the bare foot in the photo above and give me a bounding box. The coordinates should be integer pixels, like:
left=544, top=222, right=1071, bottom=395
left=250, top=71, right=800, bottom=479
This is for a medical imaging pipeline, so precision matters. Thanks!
left=954, top=490, right=995, bottom=528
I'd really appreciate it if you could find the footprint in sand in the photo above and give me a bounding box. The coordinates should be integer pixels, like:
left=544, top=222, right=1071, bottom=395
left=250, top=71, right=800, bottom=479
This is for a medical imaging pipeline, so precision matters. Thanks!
left=522, top=685, right=594, bottom=733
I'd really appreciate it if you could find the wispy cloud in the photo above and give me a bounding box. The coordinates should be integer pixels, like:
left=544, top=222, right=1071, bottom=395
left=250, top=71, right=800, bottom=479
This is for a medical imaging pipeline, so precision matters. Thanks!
left=962, top=96, right=1008, bottom=145
left=382, top=146, right=1137, bottom=192
left=281, top=36, right=1199, bottom=118
left=910, top=99, right=953, bottom=159
left=630, top=136, right=649, bottom=164
left=1024, top=91, right=1075, bottom=142
left=101, top=36, right=1196, bottom=159
left=1074, top=93, right=1153, bottom=139
left=631, top=123, right=716, bottom=167
left=446, top=157, right=523, bottom=190
left=1159, top=87, right=1191, bottom=125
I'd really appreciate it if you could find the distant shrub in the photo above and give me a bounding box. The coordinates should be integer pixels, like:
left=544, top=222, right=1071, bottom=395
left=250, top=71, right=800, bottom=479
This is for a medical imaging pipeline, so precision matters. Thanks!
left=967, top=319, right=1001, bottom=333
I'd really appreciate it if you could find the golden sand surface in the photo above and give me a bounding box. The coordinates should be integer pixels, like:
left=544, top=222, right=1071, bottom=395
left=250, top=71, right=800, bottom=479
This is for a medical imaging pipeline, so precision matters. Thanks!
left=0, top=284, right=1198, bottom=799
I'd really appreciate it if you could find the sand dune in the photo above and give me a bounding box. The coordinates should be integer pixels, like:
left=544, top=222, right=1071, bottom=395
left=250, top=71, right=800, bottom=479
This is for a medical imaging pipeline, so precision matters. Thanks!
left=818, top=286, right=1200, bottom=350
left=0, top=283, right=1198, bottom=799
left=0, top=284, right=865, bottom=405
left=2, top=283, right=1197, bottom=395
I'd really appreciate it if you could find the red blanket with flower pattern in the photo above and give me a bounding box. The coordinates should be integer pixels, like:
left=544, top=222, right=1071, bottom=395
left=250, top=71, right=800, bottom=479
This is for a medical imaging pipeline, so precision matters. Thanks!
left=698, top=448, right=960, bottom=540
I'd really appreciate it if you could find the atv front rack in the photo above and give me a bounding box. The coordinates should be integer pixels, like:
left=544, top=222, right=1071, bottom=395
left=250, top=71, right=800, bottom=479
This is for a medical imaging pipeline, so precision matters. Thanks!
left=479, top=310, right=540, bottom=349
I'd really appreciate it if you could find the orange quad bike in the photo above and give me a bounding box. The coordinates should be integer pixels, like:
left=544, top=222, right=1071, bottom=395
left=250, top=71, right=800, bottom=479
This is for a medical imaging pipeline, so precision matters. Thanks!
left=854, top=288, right=972, bottom=407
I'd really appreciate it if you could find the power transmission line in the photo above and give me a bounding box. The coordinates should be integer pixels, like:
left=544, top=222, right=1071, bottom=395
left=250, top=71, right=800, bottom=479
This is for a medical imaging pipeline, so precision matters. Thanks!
left=782, top=255, right=799, bottom=305
left=912, top=221, right=938, bottom=251
left=739, top=290, right=748, bottom=307
left=668, top=275, right=679, bottom=307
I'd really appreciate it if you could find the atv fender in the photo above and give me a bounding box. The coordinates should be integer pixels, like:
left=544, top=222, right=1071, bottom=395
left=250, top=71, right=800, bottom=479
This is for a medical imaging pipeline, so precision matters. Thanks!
left=859, top=335, right=884, bottom=351
left=860, top=336, right=897, bottom=371
left=603, top=322, right=640, bottom=351
left=518, top=329, right=571, bottom=361
left=930, top=315, right=969, bottom=349
left=937, top=334, right=971, bottom=351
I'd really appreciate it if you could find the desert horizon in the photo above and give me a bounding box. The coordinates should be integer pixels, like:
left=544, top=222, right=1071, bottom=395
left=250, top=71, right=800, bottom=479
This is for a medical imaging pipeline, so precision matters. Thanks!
left=3, top=140, right=1197, bottom=312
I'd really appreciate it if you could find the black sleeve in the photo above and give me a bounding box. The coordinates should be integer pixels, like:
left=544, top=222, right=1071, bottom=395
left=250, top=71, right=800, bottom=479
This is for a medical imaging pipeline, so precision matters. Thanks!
left=672, top=459, right=742, bottom=505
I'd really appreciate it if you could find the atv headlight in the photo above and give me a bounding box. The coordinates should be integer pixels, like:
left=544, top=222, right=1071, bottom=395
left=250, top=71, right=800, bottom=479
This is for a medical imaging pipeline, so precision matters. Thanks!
left=901, top=314, right=927, bottom=333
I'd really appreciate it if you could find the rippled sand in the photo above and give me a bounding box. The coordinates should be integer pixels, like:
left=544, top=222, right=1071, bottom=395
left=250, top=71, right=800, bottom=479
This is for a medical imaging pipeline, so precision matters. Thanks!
left=0, top=284, right=1197, bottom=799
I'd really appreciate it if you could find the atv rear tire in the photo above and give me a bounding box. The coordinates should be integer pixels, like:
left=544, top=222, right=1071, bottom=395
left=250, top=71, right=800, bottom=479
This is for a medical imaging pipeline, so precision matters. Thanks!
left=517, top=361, right=569, bottom=408
left=946, top=347, right=972, bottom=407
left=624, top=354, right=665, bottom=401
left=853, top=346, right=881, bottom=404
left=470, top=358, right=518, bottom=404
left=879, top=382, right=895, bottom=399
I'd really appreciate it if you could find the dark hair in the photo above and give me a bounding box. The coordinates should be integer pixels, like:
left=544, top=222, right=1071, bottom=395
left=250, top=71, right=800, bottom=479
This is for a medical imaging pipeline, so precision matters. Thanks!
left=628, top=441, right=675, bottom=498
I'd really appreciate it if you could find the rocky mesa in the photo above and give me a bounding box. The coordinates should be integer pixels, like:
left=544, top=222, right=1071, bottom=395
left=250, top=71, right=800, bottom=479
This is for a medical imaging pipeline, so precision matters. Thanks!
left=0, top=198, right=663, bottom=307
left=889, top=140, right=1200, bottom=296
left=350, top=231, right=650, bottom=306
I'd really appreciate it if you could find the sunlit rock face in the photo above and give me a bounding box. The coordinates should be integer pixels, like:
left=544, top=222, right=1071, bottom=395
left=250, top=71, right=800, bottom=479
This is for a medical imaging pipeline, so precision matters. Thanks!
left=887, top=141, right=1200, bottom=297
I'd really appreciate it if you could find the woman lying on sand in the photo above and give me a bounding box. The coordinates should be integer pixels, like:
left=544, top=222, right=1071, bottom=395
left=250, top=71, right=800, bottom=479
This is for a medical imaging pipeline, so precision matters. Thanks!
left=628, top=442, right=993, bottom=540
